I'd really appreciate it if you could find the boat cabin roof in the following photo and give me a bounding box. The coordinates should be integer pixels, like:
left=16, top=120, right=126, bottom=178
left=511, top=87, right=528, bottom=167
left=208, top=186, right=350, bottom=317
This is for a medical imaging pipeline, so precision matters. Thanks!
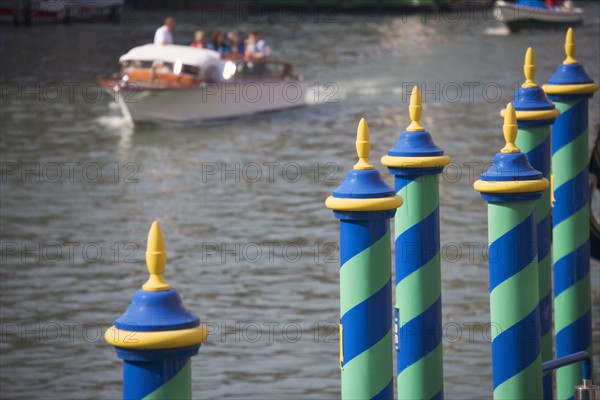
left=119, top=44, right=221, bottom=69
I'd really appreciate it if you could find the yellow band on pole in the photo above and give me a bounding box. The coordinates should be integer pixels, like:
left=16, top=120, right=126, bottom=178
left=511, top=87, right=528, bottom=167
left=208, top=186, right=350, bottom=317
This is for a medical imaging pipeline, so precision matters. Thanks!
left=474, top=178, right=549, bottom=194
left=542, top=83, right=599, bottom=95
left=381, top=154, right=450, bottom=168
left=325, top=195, right=403, bottom=212
left=500, top=108, right=561, bottom=121
left=105, top=324, right=208, bottom=350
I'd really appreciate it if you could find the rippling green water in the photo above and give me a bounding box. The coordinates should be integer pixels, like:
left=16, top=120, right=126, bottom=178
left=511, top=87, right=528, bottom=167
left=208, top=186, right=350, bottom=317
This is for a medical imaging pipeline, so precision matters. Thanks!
left=1, top=6, right=599, bottom=399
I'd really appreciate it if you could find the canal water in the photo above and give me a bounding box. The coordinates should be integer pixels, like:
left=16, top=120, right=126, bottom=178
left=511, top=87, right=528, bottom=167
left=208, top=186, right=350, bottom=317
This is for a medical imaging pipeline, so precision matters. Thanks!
left=1, top=5, right=599, bottom=399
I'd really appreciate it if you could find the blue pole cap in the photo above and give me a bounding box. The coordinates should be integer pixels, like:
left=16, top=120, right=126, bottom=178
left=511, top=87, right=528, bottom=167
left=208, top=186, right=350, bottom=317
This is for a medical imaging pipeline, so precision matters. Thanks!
left=388, top=86, right=444, bottom=157
left=480, top=152, right=542, bottom=182
left=386, top=130, right=444, bottom=157
left=333, top=118, right=395, bottom=199
left=325, top=118, right=403, bottom=213
left=381, top=86, right=450, bottom=175
left=114, top=289, right=199, bottom=332
left=333, top=168, right=395, bottom=199
left=543, top=28, right=598, bottom=97
left=548, top=63, right=594, bottom=86
left=511, top=87, right=559, bottom=129
left=114, top=222, right=199, bottom=332
left=105, top=222, right=208, bottom=354
left=505, top=48, right=559, bottom=126
left=474, top=103, right=548, bottom=202
left=513, top=87, right=555, bottom=112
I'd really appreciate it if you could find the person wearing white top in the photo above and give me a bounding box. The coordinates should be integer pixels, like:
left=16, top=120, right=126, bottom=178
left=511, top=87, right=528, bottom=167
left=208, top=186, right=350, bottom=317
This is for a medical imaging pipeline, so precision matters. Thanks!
left=154, top=16, right=175, bottom=45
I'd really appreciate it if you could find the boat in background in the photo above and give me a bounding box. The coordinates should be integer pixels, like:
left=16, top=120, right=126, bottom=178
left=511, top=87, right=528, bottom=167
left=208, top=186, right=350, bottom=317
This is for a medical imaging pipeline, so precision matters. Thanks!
left=0, top=0, right=122, bottom=24
left=0, top=0, right=65, bottom=23
left=66, top=0, right=122, bottom=22
left=98, top=45, right=308, bottom=124
left=494, top=0, right=583, bottom=30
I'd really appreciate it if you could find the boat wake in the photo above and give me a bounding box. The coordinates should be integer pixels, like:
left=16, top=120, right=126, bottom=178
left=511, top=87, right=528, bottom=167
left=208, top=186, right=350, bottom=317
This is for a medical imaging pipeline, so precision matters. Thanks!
left=95, top=113, right=133, bottom=130
left=483, top=26, right=512, bottom=36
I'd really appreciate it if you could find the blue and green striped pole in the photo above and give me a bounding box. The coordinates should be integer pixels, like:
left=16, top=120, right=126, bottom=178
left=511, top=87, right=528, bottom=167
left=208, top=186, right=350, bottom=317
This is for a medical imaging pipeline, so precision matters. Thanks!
left=105, top=221, right=208, bottom=399
left=504, top=47, right=560, bottom=400
left=326, top=118, right=403, bottom=399
left=543, top=28, right=598, bottom=400
left=474, top=103, right=548, bottom=399
left=381, top=86, right=450, bottom=400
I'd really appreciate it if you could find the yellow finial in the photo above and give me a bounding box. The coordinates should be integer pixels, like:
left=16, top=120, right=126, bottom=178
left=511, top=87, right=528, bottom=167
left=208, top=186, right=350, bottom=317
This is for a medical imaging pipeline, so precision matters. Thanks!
left=353, top=118, right=374, bottom=170
left=501, top=103, right=520, bottom=154
left=522, top=47, right=538, bottom=89
left=563, top=28, right=577, bottom=65
left=142, top=221, right=171, bottom=292
left=406, top=86, right=425, bottom=132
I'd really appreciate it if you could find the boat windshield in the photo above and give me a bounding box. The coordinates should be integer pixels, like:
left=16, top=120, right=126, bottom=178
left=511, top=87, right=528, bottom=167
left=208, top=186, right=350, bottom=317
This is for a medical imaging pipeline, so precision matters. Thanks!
left=216, top=60, right=295, bottom=81
left=118, top=58, right=297, bottom=86
left=121, top=60, right=203, bottom=78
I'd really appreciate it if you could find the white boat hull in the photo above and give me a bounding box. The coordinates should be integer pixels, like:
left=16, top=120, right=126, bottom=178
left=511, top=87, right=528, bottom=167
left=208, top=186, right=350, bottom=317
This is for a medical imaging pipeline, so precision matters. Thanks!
left=494, top=1, right=583, bottom=27
left=107, top=81, right=309, bottom=124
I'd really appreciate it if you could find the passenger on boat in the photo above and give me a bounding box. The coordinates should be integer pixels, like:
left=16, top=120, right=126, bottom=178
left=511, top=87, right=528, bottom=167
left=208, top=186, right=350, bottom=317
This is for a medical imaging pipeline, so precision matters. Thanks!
left=154, top=16, right=175, bottom=45
left=207, top=31, right=230, bottom=55
left=191, top=30, right=205, bottom=48
left=227, top=31, right=245, bottom=59
left=545, top=0, right=563, bottom=7
left=245, top=31, right=269, bottom=61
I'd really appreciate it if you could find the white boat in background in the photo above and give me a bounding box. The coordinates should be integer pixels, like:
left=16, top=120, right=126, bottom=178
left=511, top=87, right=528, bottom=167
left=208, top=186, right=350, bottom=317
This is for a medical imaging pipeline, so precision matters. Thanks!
left=0, top=0, right=65, bottom=23
left=65, top=0, right=123, bottom=22
left=98, top=45, right=308, bottom=124
left=0, top=0, right=122, bottom=23
left=494, top=0, right=583, bottom=30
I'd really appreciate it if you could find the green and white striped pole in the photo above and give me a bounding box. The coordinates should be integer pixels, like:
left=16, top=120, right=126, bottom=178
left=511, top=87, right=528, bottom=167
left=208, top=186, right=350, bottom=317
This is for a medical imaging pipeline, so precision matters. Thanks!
left=381, top=86, right=450, bottom=400
left=504, top=47, right=560, bottom=400
left=326, top=118, right=403, bottom=399
left=543, top=28, right=598, bottom=400
left=474, top=104, right=548, bottom=399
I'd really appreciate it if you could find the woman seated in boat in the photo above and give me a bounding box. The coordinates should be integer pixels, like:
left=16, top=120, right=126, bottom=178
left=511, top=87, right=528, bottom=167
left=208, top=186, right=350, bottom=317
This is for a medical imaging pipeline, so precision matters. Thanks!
left=191, top=30, right=205, bottom=48
left=207, top=31, right=230, bottom=56
left=227, top=31, right=245, bottom=59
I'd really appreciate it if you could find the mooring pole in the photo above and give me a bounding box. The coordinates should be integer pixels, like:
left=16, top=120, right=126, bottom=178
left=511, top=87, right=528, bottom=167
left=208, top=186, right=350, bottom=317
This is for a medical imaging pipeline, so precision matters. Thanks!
left=543, top=28, right=598, bottom=400
left=474, top=103, right=548, bottom=399
left=105, top=221, right=208, bottom=399
left=504, top=47, right=560, bottom=400
left=381, top=86, right=450, bottom=400
left=326, top=118, right=403, bottom=399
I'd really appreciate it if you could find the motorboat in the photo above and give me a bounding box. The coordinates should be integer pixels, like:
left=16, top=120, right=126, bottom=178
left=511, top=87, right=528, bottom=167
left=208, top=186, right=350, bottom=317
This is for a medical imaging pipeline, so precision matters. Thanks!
left=494, top=0, right=583, bottom=30
left=98, top=44, right=308, bottom=124
left=66, top=0, right=123, bottom=22
left=0, top=0, right=66, bottom=23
